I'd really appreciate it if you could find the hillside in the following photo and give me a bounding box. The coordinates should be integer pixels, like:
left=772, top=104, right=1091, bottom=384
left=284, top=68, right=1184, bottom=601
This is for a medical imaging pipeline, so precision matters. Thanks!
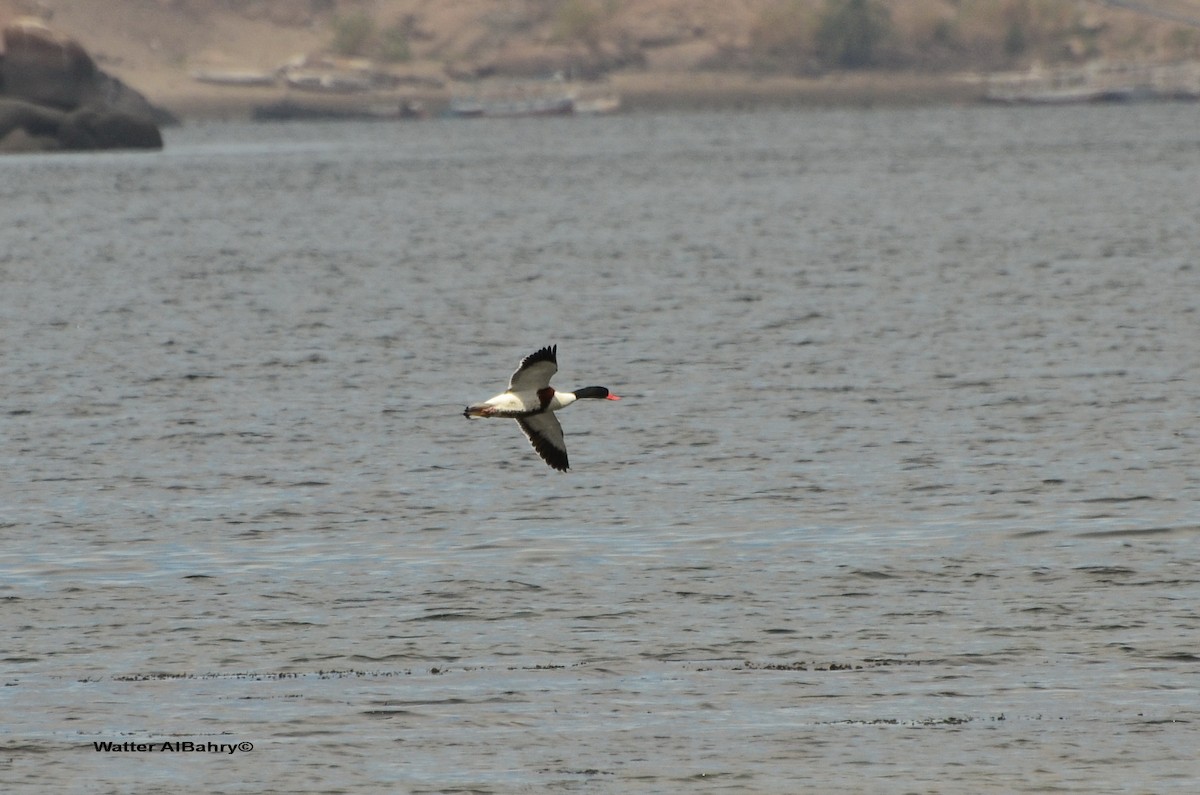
left=3, top=0, right=1200, bottom=117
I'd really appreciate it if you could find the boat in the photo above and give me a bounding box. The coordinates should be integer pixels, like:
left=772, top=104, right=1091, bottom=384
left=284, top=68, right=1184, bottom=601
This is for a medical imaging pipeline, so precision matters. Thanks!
left=446, top=80, right=619, bottom=118
left=446, top=93, right=575, bottom=118
left=984, top=61, right=1200, bottom=105
left=190, top=68, right=278, bottom=87
left=252, top=99, right=426, bottom=122
left=572, top=93, right=621, bottom=115
left=283, top=69, right=375, bottom=94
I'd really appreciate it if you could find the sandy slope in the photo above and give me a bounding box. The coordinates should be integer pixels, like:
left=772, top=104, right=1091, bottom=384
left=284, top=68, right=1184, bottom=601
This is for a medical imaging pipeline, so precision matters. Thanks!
left=1, top=0, right=1196, bottom=118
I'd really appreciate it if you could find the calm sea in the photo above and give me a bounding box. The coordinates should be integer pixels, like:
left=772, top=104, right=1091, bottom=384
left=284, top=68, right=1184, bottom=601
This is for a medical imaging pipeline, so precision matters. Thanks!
left=2, top=104, right=1198, bottom=793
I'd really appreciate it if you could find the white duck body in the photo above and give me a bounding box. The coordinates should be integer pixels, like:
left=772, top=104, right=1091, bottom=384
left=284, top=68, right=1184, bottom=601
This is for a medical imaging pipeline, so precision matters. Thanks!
left=463, top=344, right=563, bottom=419
left=463, top=345, right=619, bottom=471
left=465, top=387, right=579, bottom=418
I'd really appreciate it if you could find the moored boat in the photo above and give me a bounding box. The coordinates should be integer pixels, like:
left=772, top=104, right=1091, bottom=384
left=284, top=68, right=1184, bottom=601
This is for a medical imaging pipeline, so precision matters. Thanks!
left=446, top=79, right=619, bottom=118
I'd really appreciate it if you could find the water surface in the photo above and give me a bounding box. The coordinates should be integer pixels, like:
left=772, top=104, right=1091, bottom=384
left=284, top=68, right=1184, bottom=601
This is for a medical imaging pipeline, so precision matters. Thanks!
left=2, top=105, right=1199, bottom=793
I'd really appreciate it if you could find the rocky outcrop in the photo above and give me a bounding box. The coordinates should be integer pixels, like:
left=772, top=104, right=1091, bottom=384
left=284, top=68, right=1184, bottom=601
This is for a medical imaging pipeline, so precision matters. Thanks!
left=0, top=18, right=170, bottom=153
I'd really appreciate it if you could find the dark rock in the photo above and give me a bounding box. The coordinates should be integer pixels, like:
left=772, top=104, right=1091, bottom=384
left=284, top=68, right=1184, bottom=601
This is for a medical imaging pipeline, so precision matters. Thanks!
left=0, top=96, right=64, bottom=138
left=0, top=124, right=60, bottom=153
left=0, top=19, right=169, bottom=153
left=1, top=19, right=97, bottom=109
left=59, top=107, right=163, bottom=150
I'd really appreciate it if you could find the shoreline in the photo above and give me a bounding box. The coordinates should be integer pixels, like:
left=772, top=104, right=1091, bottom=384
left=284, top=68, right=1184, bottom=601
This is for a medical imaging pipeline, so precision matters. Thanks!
left=140, top=70, right=988, bottom=123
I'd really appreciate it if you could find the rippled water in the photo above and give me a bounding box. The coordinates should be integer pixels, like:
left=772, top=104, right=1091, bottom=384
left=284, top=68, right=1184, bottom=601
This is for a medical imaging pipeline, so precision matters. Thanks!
left=2, top=104, right=1199, bottom=793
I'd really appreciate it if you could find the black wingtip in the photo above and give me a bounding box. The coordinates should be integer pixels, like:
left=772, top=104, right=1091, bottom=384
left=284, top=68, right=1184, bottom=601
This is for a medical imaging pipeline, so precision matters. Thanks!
left=516, top=417, right=569, bottom=471
left=521, top=344, right=557, bottom=368
left=532, top=439, right=569, bottom=472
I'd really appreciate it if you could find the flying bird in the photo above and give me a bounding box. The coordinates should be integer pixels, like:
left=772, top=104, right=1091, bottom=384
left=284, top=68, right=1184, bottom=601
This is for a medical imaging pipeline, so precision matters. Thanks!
left=463, top=345, right=620, bottom=471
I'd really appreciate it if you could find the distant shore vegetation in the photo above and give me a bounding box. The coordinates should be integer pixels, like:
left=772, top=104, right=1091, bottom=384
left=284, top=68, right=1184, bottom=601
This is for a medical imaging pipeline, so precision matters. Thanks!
left=317, top=0, right=1200, bottom=76
left=748, top=0, right=1200, bottom=74
left=331, top=11, right=412, bottom=63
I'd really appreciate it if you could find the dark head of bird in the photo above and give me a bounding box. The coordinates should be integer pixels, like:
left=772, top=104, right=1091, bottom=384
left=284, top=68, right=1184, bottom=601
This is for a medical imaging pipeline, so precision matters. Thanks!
left=574, top=386, right=621, bottom=401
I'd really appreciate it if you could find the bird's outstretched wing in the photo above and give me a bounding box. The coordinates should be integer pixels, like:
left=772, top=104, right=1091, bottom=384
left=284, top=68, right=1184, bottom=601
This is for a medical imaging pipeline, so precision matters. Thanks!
left=517, top=413, right=569, bottom=471
left=509, top=345, right=557, bottom=392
